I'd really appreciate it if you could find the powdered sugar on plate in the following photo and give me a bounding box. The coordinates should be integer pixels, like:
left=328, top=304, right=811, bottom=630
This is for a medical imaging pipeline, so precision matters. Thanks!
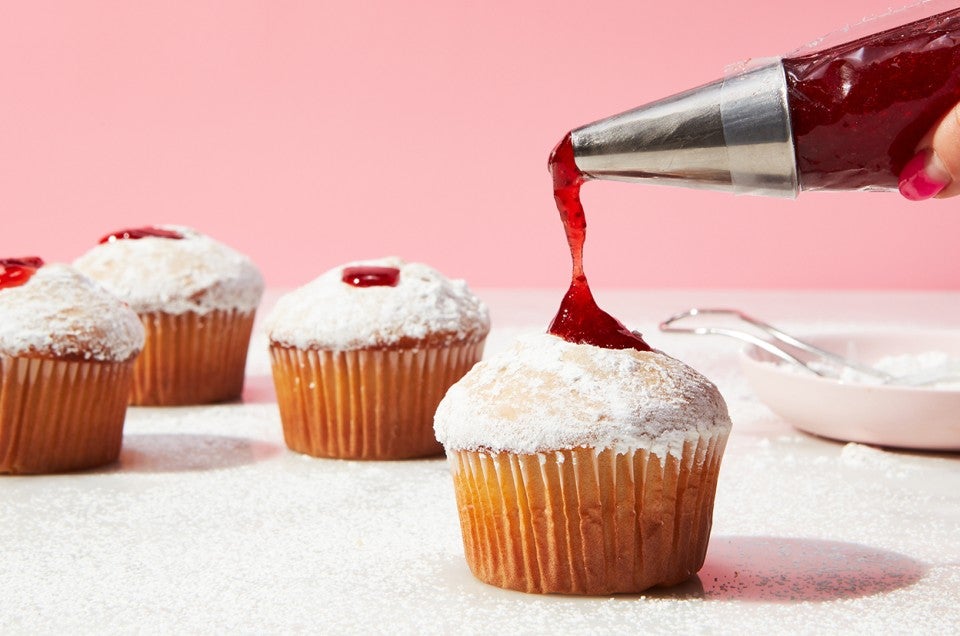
left=265, top=257, right=490, bottom=350
left=73, top=225, right=264, bottom=315
left=770, top=351, right=960, bottom=388
left=0, top=264, right=144, bottom=361
left=434, top=333, right=731, bottom=456
left=864, top=352, right=960, bottom=388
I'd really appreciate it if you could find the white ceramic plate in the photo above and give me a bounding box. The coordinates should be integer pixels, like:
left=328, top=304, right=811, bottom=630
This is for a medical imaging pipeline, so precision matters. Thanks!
left=739, top=329, right=960, bottom=450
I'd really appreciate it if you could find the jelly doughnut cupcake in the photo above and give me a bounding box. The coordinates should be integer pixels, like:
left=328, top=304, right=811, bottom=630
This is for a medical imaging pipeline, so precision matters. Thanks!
left=266, top=257, right=490, bottom=460
left=0, top=260, right=144, bottom=474
left=74, top=226, right=264, bottom=405
left=434, top=333, right=731, bottom=595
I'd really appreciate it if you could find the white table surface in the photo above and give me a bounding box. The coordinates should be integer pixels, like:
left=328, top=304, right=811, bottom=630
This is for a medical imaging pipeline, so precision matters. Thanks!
left=3, top=289, right=959, bottom=634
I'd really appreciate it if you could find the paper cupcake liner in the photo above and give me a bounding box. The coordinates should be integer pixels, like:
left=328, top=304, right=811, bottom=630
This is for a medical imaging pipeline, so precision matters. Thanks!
left=270, top=340, right=485, bottom=460
left=133, top=309, right=256, bottom=406
left=0, top=355, right=134, bottom=474
left=448, top=431, right=729, bottom=595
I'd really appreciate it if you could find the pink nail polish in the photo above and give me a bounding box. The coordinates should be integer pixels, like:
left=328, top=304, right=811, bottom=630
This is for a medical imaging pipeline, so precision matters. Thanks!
left=898, top=150, right=950, bottom=201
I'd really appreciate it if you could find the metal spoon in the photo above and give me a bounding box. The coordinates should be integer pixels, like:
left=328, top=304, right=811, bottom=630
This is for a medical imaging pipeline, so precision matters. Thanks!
left=659, top=308, right=959, bottom=387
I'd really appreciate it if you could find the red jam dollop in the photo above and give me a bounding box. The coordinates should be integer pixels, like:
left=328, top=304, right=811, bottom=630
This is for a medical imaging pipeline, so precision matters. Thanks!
left=342, top=266, right=401, bottom=288
left=98, top=226, right=184, bottom=244
left=547, top=134, right=651, bottom=352
left=784, top=8, right=960, bottom=190
left=0, top=257, right=45, bottom=290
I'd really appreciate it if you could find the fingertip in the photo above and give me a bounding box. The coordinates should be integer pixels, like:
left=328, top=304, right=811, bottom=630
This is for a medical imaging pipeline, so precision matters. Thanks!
left=899, top=150, right=951, bottom=201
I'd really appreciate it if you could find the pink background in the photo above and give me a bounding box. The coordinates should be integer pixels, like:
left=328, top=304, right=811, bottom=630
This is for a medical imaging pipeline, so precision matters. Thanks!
left=2, top=0, right=957, bottom=289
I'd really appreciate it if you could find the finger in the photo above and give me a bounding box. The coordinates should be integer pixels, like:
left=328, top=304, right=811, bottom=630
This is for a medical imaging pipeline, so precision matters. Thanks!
left=898, top=103, right=960, bottom=200
left=931, top=102, right=960, bottom=198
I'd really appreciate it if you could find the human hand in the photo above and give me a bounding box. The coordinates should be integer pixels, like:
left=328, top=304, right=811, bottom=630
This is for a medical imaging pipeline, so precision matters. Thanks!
left=899, top=103, right=960, bottom=200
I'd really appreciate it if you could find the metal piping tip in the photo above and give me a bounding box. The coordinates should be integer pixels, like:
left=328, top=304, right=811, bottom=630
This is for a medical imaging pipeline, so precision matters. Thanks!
left=570, top=60, right=798, bottom=197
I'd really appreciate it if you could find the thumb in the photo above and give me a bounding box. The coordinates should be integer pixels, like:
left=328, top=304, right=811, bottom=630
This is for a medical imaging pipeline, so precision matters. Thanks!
left=899, top=102, right=960, bottom=201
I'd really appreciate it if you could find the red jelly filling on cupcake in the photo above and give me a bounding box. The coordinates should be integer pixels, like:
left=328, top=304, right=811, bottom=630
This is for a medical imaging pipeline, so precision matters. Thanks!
left=0, top=257, right=44, bottom=290
left=98, top=226, right=184, bottom=244
left=342, top=266, right=401, bottom=288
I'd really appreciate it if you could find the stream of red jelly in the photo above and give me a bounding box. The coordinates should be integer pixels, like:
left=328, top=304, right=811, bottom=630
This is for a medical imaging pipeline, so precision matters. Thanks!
left=784, top=7, right=960, bottom=191
left=99, top=226, right=184, bottom=244
left=342, top=266, right=401, bottom=288
left=547, top=134, right=651, bottom=352
left=0, top=257, right=44, bottom=290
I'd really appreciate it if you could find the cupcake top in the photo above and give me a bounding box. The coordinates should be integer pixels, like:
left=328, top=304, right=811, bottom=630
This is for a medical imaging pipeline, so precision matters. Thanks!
left=265, top=257, right=490, bottom=350
left=434, top=333, right=731, bottom=457
left=73, top=225, right=264, bottom=315
left=0, top=263, right=145, bottom=362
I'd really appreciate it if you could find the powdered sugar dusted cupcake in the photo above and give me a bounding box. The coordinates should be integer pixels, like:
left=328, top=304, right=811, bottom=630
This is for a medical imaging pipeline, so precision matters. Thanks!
left=266, top=257, right=489, bottom=460
left=0, top=260, right=144, bottom=474
left=74, top=226, right=264, bottom=405
left=434, top=333, right=731, bottom=594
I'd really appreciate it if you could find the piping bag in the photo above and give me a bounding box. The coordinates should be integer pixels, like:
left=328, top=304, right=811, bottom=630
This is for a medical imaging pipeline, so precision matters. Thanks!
left=569, top=0, right=960, bottom=197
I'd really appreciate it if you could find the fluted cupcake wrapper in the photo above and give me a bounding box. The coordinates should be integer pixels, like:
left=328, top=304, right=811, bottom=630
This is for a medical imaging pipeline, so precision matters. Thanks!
left=270, top=341, right=485, bottom=460
left=448, top=431, right=728, bottom=595
left=0, top=355, right=134, bottom=474
left=133, top=309, right=256, bottom=406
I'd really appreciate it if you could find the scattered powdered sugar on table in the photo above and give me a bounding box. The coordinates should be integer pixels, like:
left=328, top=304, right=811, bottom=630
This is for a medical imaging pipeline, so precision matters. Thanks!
left=73, top=225, right=264, bottom=315
left=2, top=298, right=959, bottom=633
left=0, top=264, right=144, bottom=361
left=2, top=390, right=957, bottom=633
left=839, top=442, right=922, bottom=479
left=265, top=257, right=490, bottom=350
left=434, top=333, right=731, bottom=456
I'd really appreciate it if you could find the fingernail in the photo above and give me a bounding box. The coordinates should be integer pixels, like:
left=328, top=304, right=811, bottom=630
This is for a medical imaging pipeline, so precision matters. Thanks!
left=899, top=149, right=951, bottom=201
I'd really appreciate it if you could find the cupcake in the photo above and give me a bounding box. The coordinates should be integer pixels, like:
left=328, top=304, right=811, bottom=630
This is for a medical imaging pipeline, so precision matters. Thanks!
left=0, top=259, right=144, bottom=474
left=266, top=257, right=490, bottom=460
left=434, top=333, right=731, bottom=595
left=74, top=226, right=264, bottom=405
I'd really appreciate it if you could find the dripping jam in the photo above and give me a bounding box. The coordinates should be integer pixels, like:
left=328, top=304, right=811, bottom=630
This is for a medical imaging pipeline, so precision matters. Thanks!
left=547, top=134, right=651, bottom=352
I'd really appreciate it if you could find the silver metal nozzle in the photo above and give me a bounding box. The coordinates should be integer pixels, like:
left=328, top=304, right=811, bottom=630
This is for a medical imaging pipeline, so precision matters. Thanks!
left=570, top=60, right=798, bottom=197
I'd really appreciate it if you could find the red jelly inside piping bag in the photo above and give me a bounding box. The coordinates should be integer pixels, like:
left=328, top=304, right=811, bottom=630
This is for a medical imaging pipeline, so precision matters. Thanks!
left=342, top=266, right=401, bottom=288
left=547, top=134, right=651, bottom=352
left=0, top=257, right=44, bottom=290
left=98, top=226, right=184, bottom=244
left=784, top=7, right=960, bottom=191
